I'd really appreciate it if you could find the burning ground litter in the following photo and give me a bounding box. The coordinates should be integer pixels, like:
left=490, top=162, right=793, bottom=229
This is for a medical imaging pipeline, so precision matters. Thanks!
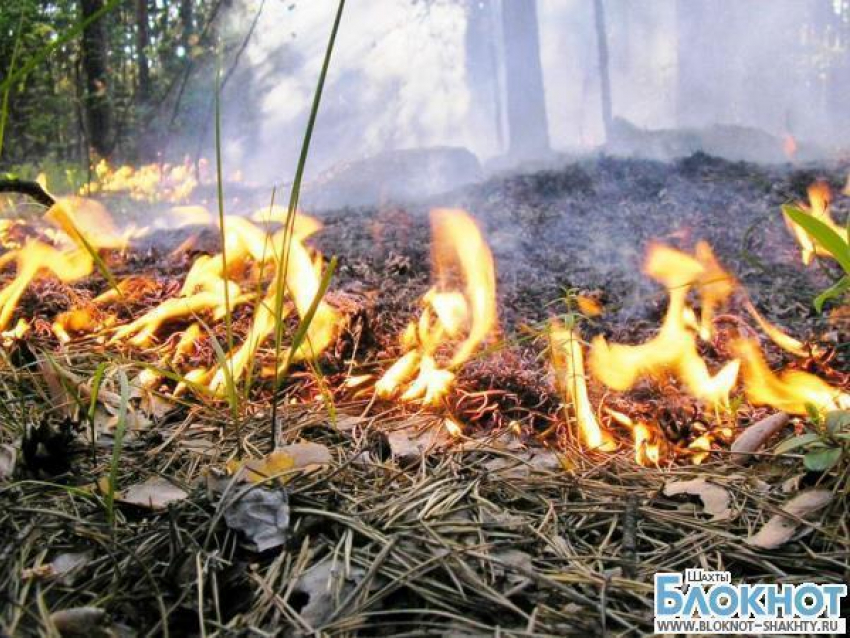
left=0, top=155, right=848, bottom=635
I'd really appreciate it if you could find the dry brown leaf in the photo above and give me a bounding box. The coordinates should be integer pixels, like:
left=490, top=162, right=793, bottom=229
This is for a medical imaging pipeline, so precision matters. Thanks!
left=730, top=412, right=790, bottom=465
left=116, top=476, right=188, bottom=510
left=483, top=450, right=566, bottom=479
left=227, top=442, right=331, bottom=484
left=746, top=489, right=832, bottom=549
left=663, top=478, right=732, bottom=521
left=49, top=606, right=110, bottom=636
left=387, top=424, right=452, bottom=461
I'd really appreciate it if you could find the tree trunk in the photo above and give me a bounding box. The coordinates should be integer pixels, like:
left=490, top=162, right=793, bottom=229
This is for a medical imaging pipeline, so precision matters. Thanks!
left=465, top=0, right=502, bottom=155
left=79, top=0, right=113, bottom=158
left=593, top=0, right=613, bottom=143
left=180, top=0, right=194, bottom=53
left=500, top=0, right=550, bottom=161
left=136, top=0, right=151, bottom=103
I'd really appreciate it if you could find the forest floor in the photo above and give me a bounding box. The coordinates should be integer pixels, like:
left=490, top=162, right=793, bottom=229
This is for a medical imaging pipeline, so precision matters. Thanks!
left=0, top=154, right=848, bottom=636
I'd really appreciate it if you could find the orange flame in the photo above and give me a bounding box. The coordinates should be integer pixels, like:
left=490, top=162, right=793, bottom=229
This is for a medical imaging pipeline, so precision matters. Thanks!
left=589, top=243, right=739, bottom=408
left=0, top=197, right=127, bottom=331
left=375, top=209, right=496, bottom=406
left=783, top=134, right=797, bottom=161
left=733, top=339, right=850, bottom=415
left=783, top=181, right=847, bottom=266
left=84, top=159, right=199, bottom=203
left=550, top=326, right=616, bottom=452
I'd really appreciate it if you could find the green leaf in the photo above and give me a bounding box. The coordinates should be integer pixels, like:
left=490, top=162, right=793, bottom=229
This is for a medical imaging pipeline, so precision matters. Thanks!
left=805, top=402, right=823, bottom=427
left=803, top=447, right=842, bottom=472
left=783, top=205, right=850, bottom=275
left=825, top=410, right=850, bottom=435
left=813, top=275, right=850, bottom=313
left=775, top=432, right=823, bottom=455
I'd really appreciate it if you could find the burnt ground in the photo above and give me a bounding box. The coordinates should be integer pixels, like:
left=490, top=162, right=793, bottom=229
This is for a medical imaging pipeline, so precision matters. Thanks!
left=312, top=153, right=847, bottom=330
left=0, top=153, right=849, bottom=636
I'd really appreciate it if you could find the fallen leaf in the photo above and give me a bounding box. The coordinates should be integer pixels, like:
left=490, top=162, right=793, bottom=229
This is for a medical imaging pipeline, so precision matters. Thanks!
left=290, top=558, right=366, bottom=627
left=22, top=551, right=91, bottom=585
left=386, top=424, right=452, bottom=461
left=49, top=606, right=110, bottom=636
left=0, top=443, right=15, bottom=481
left=50, top=551, right=92, bottom=585
left=223, top=486, right=290, bottom=552
left=663, top=478, right=732, bottom=521
left=746, top=489, right=832, bottom=549
left=333, top=414, right=368, bottom=432
left=116, top=477, right=188, bottom=510
left=730, top=412, right=790, bottom=465
left=226, top=442, right=331, bottom=484
left=483, top=450, right=566, bottom=479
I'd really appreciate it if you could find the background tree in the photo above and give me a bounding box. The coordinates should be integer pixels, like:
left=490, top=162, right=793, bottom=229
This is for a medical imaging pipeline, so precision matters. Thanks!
left=500, top=0, right=549, bottom=161
left=79, top=0, right=113, bottom=158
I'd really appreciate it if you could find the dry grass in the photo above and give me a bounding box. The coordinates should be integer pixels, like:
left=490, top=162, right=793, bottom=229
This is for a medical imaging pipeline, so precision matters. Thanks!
left=0, top=349, right=847, bottom=636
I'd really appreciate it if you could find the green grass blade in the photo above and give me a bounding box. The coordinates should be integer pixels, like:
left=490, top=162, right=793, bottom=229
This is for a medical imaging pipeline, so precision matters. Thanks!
left=783, top=204, right=850, bottom=275
left=87, top=361, right=109, bottom=463
left=214, top=56, right=234, bottom=356
left=105, top=369, right=130, bottom=531
left=270, top=0, right=345, bottom=440
left=814, top=275, right=850, bottom=313
left=277, top=256, right=338, bottom=384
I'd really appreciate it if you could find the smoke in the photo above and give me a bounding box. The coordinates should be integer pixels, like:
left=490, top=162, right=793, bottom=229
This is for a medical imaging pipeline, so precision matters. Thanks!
left=227, top=0, right=473, bottom=184
left=217, top=0, right=850, bottom=192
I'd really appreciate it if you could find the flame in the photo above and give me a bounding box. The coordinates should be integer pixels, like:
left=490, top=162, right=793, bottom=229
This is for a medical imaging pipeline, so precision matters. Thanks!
left=606, top=408, right=662, bottom=465
left=375, top=209, right=496, bottom=406
left=783, top=134, right=797, bottom=161
left=743, top=300, right=809, bottom=357
left=84, top=158, right=199, bottom=202
left=0, top=242, right=92, bottom=330
left=733, top=339, right=850, bottom=414
left=783, top=181, right=847, bottom=266
left=550, top=326, right=615, bottom=452
left=0, top=197, right=124, bottom=331
left=589, top=243, right=739, bottom=408
left=207, top=216, right=341, bottom=395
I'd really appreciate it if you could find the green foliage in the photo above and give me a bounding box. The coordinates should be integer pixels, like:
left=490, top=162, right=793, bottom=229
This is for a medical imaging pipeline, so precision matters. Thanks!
left=105, top=368, right=129, bottom=531
left=775, top=408, right=850, bottom=472
left=783, top=204, right=850, bottom=311
left=0, top=1, right=225, bottom=168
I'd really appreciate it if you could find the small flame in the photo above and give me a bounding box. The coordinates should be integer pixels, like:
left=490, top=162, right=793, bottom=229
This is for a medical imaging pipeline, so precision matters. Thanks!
left=589, top=243, right=739, bottom=408
left=606, top=409, right=662, bottom=465
left=733, top=338, right=850, bottom=414
left=375, top=209, right=496, bottom=406
left=444, top=417, right=462, bottom=437
left=783, top=181, right=847, bottom=266
left=550, top=326, right=616, bottom=452
left=743, top=300, right=809, bottom=357
left=783, top=134, right=797, bottom=161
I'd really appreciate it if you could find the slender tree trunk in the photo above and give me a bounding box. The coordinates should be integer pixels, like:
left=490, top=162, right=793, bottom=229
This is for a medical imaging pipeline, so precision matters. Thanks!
left=136, top=0, right=151, bottom=104
left=593, top=0, right=613, bottom=142
left=79, top=0, right=113, bottom=158
left=180, top=0, right=194, bottom=53
left=465, top=0, right=502, bottom=155
left=500, top=0, right=550, bottom=160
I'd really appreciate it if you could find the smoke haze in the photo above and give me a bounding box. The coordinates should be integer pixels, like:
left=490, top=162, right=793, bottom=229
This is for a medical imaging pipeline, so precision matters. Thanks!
left=216, top=0, right=850, bottom=190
